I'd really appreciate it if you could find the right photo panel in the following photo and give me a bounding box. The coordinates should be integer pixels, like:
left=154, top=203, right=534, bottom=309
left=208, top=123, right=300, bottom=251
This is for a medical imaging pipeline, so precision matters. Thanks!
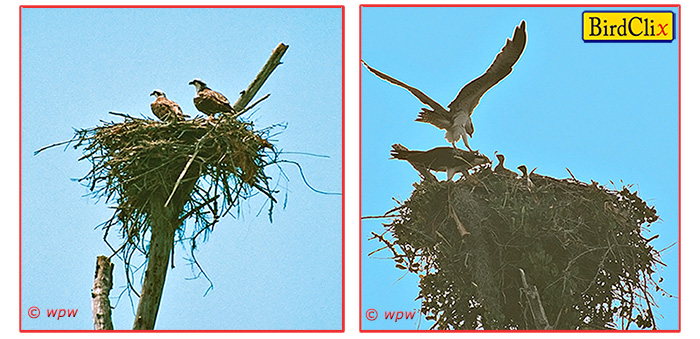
left=360, top=5, right=679, bottom=331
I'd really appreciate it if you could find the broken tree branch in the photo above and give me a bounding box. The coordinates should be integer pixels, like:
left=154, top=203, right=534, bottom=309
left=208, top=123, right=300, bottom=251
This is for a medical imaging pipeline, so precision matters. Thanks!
left=91, top=255, right=114, bottom=330
left=233, top=43, right=289, bottom=112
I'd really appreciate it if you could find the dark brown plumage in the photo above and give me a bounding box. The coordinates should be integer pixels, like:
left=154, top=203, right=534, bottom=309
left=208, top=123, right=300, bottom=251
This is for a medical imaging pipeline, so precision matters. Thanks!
left=150, top=90, right=188, bottom=123
left=493, top=152, right=519, bottom=178
left=390, top=144, right=490, bottom=181
left=363, top=21, right=527, bottom=151
left=189, top=79, right=236, bottom=117
left=494, top=153, right=506, bottom=172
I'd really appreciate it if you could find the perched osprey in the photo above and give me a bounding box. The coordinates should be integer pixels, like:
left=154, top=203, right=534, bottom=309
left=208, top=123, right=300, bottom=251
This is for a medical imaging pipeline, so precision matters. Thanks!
left=188, top=79, right=237, bottom=117
left=150, top=90, right=188, bottom=123
left=390, top=144, right=490, bottom=181
left=363, top=20, right=527, bottom=150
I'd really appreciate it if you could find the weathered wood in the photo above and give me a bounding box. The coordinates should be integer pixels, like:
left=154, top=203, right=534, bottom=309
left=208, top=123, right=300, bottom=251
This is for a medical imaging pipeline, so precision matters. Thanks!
left=519, top=268, right=553, bottom=330
left=133, top=168, right=199, bottom=330
left=132, top=204, right=178, bottom=330
left=91, top=255, right=114, bottom=330
left=233, top=43, right=289, bottom=112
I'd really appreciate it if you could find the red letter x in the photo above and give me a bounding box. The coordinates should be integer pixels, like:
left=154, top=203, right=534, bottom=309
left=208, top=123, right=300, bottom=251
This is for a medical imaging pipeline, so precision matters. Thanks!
left=657, top=23, right=669, bottom=36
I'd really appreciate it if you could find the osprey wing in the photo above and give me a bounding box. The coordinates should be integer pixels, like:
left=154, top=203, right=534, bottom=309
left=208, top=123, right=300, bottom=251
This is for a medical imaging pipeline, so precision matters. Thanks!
left=392, top=145, right=456, bottom=170
left=448, top=20, right=527, bottom=116
left=210, top=90, right=232, bottom=108
left=363, top=60, right=451, bottom=129
left=194, top=89, right=235, bottom=115
left=390, top=143, right=412, bottom=160
left=170, top=101, right=189, bottom=120
left=152, top=97, right=187, bottom=122
left=151, top=102, right=169, bottom=121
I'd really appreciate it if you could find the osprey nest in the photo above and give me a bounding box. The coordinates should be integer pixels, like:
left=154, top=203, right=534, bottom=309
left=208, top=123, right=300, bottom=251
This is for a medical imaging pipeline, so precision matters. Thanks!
left=73, top=113, right=280, bottom=254
left=371, top=162, right=667, bottom=330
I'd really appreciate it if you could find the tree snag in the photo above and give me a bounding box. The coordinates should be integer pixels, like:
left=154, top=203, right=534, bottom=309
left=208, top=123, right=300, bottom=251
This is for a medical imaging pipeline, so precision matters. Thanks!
left=91, top=255, right=114, bottom=330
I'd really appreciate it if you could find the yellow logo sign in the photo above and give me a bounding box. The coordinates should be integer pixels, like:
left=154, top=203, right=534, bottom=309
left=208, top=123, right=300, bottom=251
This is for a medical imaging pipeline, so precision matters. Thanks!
left=583, top=11, right=675, bottom=42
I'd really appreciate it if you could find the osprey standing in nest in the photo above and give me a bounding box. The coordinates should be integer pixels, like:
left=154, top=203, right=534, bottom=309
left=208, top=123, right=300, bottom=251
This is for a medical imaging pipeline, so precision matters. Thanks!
left=189, top=79, right=237, bottom=118
left=390, top=144, right=490, bottom=181
left=493, top=152, right=518, bottom=178
left=150, top=90, right=188, bottom=123
left=363, top=20, right=527, bottom=151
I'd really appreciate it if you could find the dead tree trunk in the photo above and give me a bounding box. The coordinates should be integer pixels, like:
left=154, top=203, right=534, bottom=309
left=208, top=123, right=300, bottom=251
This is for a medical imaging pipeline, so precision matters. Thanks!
left=91, top=255, right=114, bottom=330
left=132, top=207, right=177, bottom=330
left=132, top=168, right=198, bottom=330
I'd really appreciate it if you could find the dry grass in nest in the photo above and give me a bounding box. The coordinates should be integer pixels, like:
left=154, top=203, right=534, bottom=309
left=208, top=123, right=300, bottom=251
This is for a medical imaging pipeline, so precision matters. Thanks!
left=370, top=163, right=668, bottom=330
left=64, top=113, right=281, bottom=259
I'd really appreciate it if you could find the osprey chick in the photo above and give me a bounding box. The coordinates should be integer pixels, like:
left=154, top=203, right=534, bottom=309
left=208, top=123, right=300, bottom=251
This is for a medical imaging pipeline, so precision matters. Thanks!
left=150, top=90, right=188, bottom=123
left=493, top=152, right=519, bottom=178
left=363, top=20, right=527, bottom=150
left=391, top=144, right=490, bottom=181
left=517, top=164, right=535, bottom=188
left=189, top=79, right=237, bottom=118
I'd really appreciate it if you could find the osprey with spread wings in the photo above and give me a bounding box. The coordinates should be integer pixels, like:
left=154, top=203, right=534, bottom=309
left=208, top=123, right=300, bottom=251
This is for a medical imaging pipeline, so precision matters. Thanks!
left=362, top=20, right=527, bottom=151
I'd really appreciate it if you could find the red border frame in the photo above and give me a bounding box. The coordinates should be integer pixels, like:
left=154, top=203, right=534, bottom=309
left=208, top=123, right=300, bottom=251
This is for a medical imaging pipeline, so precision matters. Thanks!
left=19, top=5, right=345, bottom=333
left=359, top=3, right=681, bottom=333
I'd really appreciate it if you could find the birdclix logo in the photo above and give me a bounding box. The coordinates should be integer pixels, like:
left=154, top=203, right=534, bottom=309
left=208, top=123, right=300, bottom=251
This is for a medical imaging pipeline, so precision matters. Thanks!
left=582, top=11, right=675, bottom=42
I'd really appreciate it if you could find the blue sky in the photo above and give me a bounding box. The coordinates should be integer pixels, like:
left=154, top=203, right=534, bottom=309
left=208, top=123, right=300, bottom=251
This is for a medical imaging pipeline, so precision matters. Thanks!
left=361, top=6, right=679, bottom=330
left=21, top=7, right=343, bottom=330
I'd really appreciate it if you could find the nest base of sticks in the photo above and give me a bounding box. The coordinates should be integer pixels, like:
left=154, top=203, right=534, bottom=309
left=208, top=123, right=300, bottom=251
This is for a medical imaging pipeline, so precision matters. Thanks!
left=372, top=163, right=664, bottom=330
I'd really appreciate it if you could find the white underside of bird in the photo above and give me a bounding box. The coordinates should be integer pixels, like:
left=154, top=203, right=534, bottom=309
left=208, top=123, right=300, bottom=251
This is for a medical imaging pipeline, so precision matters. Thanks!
left=362, top=20, right=527, bottom=151
left=445, top=113, right=473, bottom=148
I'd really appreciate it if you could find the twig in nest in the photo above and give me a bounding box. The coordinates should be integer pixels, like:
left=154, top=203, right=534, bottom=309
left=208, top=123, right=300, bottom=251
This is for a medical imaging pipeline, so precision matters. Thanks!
left=164, top=128, right=213, bottom=207
left=361, top=214, right=401, bottom=220
left=34, top=138, right=79, bottom=155
left=449, top=203, right=470, bottom=237
left=237, top=93, right=271, bottom=117
left=368, top=231, right=402, bottom=259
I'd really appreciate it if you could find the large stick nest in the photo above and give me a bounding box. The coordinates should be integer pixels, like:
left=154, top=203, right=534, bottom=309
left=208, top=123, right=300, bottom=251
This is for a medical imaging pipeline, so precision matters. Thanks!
left=73, top=113, right=281, bottom=258
left=371, top=163, right=668, bottom=330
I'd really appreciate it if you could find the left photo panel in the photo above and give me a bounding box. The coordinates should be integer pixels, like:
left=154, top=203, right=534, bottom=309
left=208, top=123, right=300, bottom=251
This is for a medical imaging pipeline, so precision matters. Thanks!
left=20, top=6, right=344, bottom=331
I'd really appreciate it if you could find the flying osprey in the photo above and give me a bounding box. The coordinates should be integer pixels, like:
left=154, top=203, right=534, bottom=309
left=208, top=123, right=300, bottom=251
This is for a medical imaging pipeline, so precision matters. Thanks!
left=150, top=90, right=188, bottom=123
left=189, top=79, right=237, bottom=118
left=390, top=144, right=490, bottom=181
left=363, top=20, right=527, bottom=150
